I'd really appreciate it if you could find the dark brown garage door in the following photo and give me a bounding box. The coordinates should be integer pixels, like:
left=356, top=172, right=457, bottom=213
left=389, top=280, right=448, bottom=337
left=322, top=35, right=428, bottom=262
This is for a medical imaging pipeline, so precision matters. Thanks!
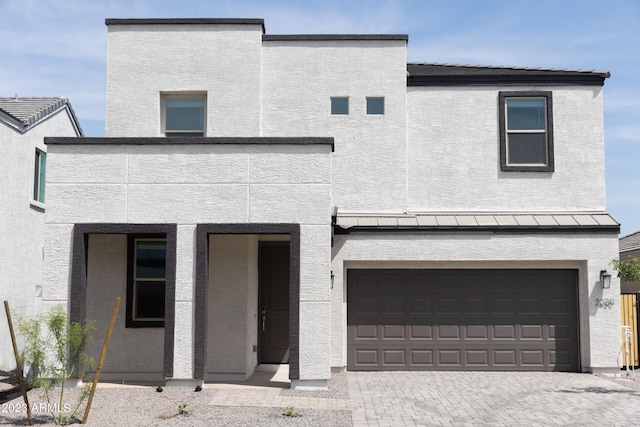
left=347, top=269, right=579, bottom=371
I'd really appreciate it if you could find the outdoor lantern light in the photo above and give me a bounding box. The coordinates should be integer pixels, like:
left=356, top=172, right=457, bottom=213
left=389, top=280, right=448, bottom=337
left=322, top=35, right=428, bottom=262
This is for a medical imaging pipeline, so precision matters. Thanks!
left=600, top=270, right=612, bottom=289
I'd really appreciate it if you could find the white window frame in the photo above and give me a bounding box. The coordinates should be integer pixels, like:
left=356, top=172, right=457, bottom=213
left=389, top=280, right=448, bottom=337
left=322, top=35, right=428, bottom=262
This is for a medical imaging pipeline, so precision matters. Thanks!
left=33, top=149, right=46, bottom=203
left=161, top=92, right=207, bottom=137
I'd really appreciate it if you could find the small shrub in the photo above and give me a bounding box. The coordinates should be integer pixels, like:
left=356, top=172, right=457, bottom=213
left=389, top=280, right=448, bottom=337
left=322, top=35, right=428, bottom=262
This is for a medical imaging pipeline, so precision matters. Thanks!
left=612, top=259, right=640, bottom=282
left=178, top=403, right=189, bottom=416
left=18, top=306, right=95, bottom=425
left=281, top=406, right=300, bottom=417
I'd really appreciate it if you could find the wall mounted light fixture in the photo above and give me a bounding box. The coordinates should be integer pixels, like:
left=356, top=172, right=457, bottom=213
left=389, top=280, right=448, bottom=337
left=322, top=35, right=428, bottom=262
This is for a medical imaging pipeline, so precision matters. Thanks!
left=600, top=270, right=612, bottom=289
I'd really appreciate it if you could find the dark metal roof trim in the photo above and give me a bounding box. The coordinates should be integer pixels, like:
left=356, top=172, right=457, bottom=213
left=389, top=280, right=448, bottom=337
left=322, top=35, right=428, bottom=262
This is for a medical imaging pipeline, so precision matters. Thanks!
left=105, top=18, right=265, bottom=33
left=407, top=63, right=610, bottom=86
left=263, top=34, right=408, bottom=41
left=106, top=18, right=264, bottom=26
left=45, top=136, right=335, bottom=152
left=334, top=224, right=620, bottom=235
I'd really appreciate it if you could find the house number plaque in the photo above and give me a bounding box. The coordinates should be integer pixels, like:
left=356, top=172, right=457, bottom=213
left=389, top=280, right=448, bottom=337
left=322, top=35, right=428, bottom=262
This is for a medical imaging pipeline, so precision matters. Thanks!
left=595, top=298, right=615, bottom=309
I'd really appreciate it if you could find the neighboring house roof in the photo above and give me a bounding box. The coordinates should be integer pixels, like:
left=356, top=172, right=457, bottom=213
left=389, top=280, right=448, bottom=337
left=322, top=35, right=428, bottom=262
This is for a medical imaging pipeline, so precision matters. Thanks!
left=335, top=212, right=620, bottom=234
left=407, top=63, right=610, bottom=86
left=620, top=230, right=640, bottom=254
left=0, top=97, right=83, bottom=135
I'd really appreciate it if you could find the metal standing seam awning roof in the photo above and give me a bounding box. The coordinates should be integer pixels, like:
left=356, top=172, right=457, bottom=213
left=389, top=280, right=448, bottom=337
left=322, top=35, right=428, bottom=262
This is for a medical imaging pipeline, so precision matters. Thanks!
left=334, top=213, right=620, bottom=233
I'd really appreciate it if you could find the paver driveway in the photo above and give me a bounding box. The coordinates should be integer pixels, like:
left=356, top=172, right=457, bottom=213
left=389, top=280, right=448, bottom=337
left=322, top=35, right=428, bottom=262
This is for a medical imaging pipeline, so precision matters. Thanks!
left=347, top=371, right=640, bottom=426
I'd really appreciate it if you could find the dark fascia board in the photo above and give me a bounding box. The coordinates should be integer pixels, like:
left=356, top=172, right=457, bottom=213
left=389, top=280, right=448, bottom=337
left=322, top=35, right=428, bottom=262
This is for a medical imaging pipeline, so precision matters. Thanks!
left=263, top=34, right=408, bottom=42
left=334, top=225, right=621, bottom=235
left=408, top=74, right=608, bottom=86
left=105, top=18, right=265, bottom=32
left=407, top=63, right=610, bottom=87
left=45, top=136, right=335, bottom=152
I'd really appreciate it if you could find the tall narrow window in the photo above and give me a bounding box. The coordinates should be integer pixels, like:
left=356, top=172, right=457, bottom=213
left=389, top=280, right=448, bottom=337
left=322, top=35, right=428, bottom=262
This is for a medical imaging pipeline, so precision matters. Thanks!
left=163, top=94, right=206, bottom=136
left=33, top=149, right=46, bottom=203
left=499, top=91, right=554, bottom=172
left=127, top=237, right=166, bottom=327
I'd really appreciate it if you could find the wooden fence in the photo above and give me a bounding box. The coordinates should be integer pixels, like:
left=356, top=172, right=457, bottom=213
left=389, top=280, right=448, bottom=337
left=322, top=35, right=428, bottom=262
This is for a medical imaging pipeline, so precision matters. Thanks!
left=620, top=293, right=639, bottom=367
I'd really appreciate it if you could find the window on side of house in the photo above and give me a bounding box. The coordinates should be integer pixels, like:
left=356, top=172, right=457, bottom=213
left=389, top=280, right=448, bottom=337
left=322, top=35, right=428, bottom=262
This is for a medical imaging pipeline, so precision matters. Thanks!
left=499, top=91, right=554, bottom=172
left=331, top=97, right=349, bottom=115
left=33, top=149, right=46, bottom=203
left=162, top=94, right=206, bottom=136
left=127, top=237, right=167, bottom=328
left=366, top=97, right=385, bottom=115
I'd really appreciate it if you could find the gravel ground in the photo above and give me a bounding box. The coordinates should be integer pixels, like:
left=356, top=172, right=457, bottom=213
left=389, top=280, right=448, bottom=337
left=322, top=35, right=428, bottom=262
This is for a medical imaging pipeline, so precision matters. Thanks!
left=0, top=372, right=351, bottom=427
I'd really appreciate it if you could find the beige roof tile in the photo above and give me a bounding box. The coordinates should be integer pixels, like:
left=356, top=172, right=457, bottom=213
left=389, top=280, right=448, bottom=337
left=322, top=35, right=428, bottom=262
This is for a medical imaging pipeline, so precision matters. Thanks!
left=416, top=215, right=438, bottom=226
left=436, top=216, right=458, bottom=226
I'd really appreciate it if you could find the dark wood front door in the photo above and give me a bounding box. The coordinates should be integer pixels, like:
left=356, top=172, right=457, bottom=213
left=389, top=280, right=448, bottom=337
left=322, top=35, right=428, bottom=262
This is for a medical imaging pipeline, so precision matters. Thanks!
left=259, top=243, right=290, bottom=364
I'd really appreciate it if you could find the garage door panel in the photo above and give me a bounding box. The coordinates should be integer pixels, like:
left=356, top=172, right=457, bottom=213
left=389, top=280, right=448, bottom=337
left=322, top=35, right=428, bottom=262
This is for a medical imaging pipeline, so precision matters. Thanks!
left=347, top=269, right=579, bottom=371
left=383, top=325, right=405, bottom=339
left=409, top=325, right=433, bottom=339
left=466, top=325, right=489, bottom=339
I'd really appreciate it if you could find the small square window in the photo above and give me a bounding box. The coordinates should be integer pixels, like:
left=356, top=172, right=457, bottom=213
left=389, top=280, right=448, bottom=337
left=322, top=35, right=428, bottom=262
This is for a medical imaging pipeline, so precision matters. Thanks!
left=33, top=149, right=46, bottom=203
left=366, top=97, right=385, bottom=115
left=331, top=97, right=349, bottom=115
left=127, top=237, right=166, bottom=327
left=163, top=94, right=206, bottom=136
left=499, top=91, right=554, bottom=172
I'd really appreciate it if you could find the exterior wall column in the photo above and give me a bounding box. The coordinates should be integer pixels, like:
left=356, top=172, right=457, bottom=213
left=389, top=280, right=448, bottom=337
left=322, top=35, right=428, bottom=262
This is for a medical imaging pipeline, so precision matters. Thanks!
left=167, top=224, right=199, bottom=386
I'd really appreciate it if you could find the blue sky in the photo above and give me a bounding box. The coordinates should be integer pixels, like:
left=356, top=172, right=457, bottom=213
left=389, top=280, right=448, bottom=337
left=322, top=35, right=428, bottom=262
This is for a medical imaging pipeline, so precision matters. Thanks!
left=1, top=0, right=639, bottom=236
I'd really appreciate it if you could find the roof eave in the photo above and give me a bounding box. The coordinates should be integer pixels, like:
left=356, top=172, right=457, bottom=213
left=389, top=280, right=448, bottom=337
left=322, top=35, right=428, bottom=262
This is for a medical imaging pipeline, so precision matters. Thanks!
left=407, top=74, right=609, bottom=87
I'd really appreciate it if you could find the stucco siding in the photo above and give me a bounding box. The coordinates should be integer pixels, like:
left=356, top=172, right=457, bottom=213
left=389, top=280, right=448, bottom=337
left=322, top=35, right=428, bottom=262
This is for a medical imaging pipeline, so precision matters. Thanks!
left=261, top=40, right=407, bottom=212
left=331, top=233, right=621, bottom=372
left=407, top=86, right=606, bottom=211
left=0, top=111, right=78, bottom=369
left=105, top=24, right=263, bottom=137
left=44, top=141, right=333, bottom=381
left=85, top=234, right=163, bottom=377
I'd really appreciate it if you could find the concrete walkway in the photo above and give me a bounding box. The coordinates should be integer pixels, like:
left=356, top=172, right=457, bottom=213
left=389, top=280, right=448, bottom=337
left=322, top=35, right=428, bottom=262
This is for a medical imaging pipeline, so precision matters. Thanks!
left=207, top=370, right=640, bottom=426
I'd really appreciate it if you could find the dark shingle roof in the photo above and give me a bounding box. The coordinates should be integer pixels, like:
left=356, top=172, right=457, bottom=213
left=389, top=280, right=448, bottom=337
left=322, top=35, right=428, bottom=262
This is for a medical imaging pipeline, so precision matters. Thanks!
left=407, top=63, right=610, bottom=86
left=0, top=97, right=83, bottom=135
left=620, top=231, right=640, bottom=253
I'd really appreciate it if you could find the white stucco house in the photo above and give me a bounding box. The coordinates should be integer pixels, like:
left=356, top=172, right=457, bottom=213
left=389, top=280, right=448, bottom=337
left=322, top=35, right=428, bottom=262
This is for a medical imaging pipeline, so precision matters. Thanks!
left=0, top=97, right=83, bottom=370
left=42, top=18, right=621, bottom=389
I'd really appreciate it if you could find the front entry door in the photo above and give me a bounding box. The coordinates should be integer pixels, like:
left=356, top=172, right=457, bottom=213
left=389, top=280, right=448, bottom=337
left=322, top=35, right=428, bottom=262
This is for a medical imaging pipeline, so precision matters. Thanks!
left=259, top=243, right=290, bottom=363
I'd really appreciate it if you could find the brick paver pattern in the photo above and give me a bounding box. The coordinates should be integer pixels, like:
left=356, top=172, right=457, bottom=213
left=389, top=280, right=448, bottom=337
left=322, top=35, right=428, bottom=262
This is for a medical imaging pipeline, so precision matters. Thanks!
left=209, top=371, right=640, bottom=426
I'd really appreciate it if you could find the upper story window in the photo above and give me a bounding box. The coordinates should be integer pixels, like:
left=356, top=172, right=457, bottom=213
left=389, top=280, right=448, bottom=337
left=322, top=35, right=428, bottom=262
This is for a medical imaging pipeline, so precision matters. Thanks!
left=499, top=91, right=554, bottom=172
left=127, top=237, right=166, bottom=328
left=366, top=97, right=385, bottom=115
left=33, top=149, right=46, bottom=203
left=331, top=97, right=349, bottom=115
left=162, top=94, right=206, bottom=136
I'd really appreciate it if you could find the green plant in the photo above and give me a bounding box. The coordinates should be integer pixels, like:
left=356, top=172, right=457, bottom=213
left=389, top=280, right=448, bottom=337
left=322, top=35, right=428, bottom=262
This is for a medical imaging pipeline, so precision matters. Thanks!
left=18, top=305, right=96, bottom=425
left=178, top=403, right=189, bottom=416
left=611, top=259, right=640, bottom=282
left=281, top=406, right=300, bottom=418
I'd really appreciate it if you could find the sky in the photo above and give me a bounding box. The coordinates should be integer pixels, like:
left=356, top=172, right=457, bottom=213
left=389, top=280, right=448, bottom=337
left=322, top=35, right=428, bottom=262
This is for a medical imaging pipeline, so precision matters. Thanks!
left=1, top=0, right=639, bottom=236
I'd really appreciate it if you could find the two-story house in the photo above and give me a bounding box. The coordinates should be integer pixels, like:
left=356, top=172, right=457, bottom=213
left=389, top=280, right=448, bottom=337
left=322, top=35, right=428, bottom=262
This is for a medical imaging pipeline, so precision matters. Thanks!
left=42, top=19, right=620, bottom=389
left=0, top=97, right=82, bottom=370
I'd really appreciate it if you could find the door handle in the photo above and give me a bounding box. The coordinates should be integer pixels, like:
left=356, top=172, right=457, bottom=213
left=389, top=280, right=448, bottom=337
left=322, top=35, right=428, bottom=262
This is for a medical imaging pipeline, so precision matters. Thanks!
left=261, top=307, right=267, bottom=332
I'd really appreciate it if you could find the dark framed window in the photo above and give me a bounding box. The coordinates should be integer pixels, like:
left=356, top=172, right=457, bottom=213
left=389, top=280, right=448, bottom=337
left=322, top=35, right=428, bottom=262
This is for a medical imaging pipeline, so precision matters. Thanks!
left=33, top=149, right=46, bottom=203
left=366, top=97, right=385, bottom=115
left=499, top=91, right=554, bottom=172
left=331, top=97, right=349, bottom=115
left=162, top=94, right=206, bottom=136
left=127, top=235, right=167, bottom=327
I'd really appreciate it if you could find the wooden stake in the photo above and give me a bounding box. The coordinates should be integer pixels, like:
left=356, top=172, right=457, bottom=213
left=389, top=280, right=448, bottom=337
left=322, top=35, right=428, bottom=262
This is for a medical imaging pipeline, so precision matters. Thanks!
left=4, top=300, right=33, bottom=425
left=82, top=297, right=120, bottom=424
